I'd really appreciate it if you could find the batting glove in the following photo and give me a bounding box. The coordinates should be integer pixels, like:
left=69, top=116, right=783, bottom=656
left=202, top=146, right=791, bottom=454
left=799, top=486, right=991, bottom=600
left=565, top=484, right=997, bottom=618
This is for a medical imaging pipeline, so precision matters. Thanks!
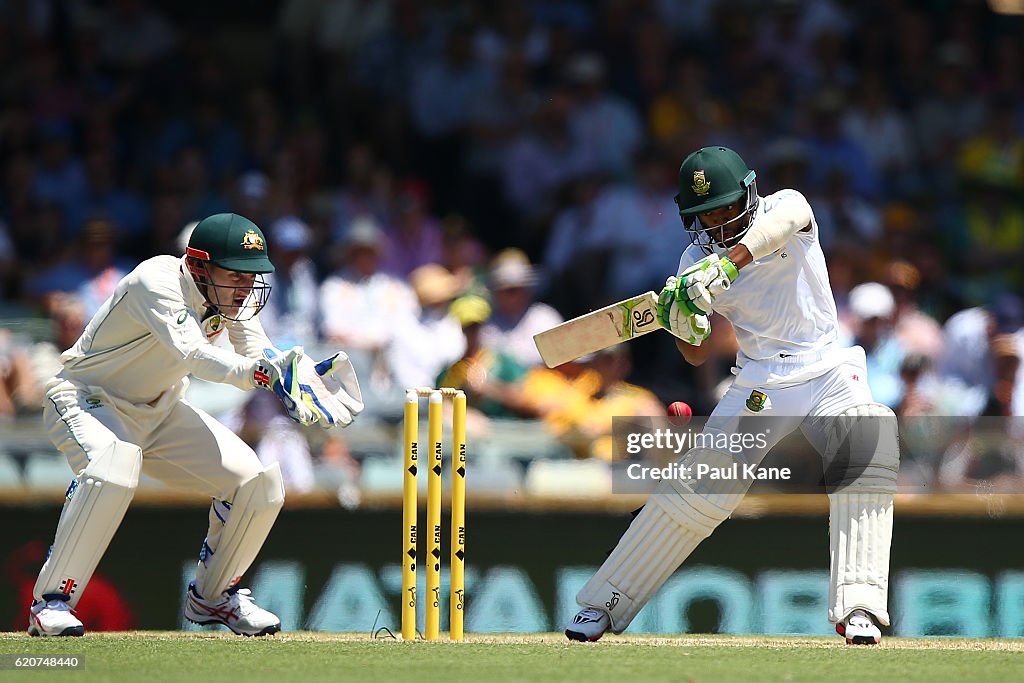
left=658, top=276, right=712, bottom=345
left=676, top=255, right=739, bottom=315
left=255, top=347, right=318, bottom=426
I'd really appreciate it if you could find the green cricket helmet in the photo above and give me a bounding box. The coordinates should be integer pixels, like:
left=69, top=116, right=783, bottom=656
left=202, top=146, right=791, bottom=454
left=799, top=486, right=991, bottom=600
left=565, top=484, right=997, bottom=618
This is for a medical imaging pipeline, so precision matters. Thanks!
left=673, top=146, right=759, bottom=254
left=185, top=213, right=274, bottom=320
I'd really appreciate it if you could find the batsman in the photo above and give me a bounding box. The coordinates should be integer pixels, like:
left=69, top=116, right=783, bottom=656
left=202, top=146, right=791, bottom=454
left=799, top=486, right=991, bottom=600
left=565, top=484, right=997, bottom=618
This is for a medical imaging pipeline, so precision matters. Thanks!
left=566, top=147, right=899, bottom=645
left=29, top=213, right=363, bottom=637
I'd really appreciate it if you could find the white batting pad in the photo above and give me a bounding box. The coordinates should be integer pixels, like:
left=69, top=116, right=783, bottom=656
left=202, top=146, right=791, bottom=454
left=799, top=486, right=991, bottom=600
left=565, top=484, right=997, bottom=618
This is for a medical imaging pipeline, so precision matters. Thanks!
left=821, top=402, right=900, bottom=493
left=194, top=463, right=285, bottom=598
left=34, top=440, right=141, bottom=608
left=829, top=491, right=894, bottom=625
left=576, top=449, right=747, bottom=632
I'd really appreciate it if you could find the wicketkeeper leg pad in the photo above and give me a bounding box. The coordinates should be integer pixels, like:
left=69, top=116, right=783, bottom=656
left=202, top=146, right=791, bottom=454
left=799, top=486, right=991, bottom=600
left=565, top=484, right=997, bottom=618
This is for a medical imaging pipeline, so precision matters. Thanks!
left=823, top=404, right=899, bottom=625
left=193, top=463, right=285, bottom=598
left=576, top=448, right=749, bottom=632
left=34, top=440, right=141, bottom=608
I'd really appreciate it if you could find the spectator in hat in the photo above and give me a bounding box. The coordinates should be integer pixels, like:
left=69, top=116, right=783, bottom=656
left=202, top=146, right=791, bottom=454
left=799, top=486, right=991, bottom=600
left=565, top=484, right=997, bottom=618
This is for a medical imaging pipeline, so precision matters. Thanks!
left=437, top=295, right=529, bottom=419
left=479, top=248, right=563, bottom=368
left=317, top=217, right=416, bottom=421
left=259, top=216, right=318, bottom=349
left=386, top=263, right=466, bottom=390
left=319, top=216, right=417, bottom=353
left=848, top=282, right=905, bottom=409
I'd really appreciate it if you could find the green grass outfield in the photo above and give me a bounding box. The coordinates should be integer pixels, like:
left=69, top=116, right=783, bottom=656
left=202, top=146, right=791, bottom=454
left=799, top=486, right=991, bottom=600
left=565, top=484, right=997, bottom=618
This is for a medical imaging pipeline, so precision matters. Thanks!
left=1, top=632, right=1023, bottom=683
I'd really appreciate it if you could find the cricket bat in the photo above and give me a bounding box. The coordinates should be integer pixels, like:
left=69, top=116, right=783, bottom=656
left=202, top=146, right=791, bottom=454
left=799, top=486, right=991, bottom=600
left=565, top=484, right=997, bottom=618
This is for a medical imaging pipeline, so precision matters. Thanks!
left=533, top=291, right=662, bottom=368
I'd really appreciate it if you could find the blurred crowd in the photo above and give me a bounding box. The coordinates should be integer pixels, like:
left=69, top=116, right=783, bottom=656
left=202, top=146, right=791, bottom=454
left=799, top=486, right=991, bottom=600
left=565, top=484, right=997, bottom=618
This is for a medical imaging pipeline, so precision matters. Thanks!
left=2, top=0, right=1024, bottom=495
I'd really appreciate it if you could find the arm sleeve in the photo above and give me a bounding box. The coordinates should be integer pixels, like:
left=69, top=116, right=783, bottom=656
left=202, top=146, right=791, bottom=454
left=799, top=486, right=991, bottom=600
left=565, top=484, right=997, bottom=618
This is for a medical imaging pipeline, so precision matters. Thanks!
left=122, top=269, right=260, bottom=390
left=738, top=189, right=813, bottom=261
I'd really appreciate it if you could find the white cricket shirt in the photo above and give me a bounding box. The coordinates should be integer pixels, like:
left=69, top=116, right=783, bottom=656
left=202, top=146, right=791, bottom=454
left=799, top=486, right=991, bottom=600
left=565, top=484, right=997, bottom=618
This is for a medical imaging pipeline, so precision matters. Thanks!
left=57, top=255, right=272, bottom=406
left=677, top=189, right=839, bottom=361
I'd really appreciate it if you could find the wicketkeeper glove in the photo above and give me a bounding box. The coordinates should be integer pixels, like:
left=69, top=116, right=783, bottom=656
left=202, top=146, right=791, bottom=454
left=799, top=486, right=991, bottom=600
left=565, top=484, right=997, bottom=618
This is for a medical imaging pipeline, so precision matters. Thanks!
left=297, top=351, right=365, bottom=429
left=657, top=276, right=712, bottom=346
left=255, top=347, right=318, bottom=426
left=676, top=254, right=739, bottom=315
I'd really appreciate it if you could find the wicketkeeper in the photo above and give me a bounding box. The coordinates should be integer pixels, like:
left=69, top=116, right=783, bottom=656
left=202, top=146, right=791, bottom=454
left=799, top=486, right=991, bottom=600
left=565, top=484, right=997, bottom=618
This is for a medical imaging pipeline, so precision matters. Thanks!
left=566, top=146, right=899, bottom=645
left=29, top=213, right=363, bottom=637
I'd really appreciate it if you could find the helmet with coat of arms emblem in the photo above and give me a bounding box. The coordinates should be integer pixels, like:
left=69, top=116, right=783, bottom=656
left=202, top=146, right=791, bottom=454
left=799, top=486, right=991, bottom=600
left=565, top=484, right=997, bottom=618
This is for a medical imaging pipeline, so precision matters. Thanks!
left=674, top=146, right=759, bottom=255
left=185, top=213, right=274, bottom=321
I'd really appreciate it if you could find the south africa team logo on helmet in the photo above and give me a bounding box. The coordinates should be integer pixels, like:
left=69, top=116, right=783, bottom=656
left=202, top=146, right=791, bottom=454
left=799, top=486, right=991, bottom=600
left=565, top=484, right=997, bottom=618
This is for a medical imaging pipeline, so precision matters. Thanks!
left=691, top=169, right=711, bottom=196
left=240, top=229, right=265, bottom=251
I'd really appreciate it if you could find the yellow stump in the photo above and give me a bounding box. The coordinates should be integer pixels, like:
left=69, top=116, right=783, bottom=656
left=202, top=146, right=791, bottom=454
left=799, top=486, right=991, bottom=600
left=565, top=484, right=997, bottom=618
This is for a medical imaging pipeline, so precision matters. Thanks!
left=425, top=390, right=443, bottom=640
left=450, top=391, right=467, bottom=641
left=401, top=391, right=419, bottom=641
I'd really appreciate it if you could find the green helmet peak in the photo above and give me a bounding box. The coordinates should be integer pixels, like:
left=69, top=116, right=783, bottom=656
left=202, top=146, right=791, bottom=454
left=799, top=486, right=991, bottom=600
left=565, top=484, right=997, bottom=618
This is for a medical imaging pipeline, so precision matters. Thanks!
left=186, top=213, right=275, bottom=274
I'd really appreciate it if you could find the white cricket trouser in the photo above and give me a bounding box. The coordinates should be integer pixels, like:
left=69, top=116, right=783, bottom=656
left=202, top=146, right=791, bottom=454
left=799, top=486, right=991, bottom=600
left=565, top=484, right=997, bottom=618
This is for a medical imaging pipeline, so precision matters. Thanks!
left=37, top=379, right=266, bottom=603
left=578, top=346, right=892, bottom=631
left=709, top=347, right=873, bottom=460
left=44, top=380, right=263, bottom=495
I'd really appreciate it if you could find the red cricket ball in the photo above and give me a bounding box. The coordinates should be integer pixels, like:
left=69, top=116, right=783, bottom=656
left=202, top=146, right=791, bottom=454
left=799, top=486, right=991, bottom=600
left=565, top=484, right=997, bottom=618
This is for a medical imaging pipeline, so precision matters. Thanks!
left=667, top=401, right=692, bottom=426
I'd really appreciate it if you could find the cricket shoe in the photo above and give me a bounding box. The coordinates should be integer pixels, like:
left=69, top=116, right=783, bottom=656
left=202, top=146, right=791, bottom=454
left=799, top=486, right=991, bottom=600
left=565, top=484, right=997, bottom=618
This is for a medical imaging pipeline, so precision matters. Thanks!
left=28, top=597, right=85, bottom=637
left=184, top=581, right=281, bottom=636
left=836, top=609, right=881, bottom=645
left=565, top=607, right=611, bottom=642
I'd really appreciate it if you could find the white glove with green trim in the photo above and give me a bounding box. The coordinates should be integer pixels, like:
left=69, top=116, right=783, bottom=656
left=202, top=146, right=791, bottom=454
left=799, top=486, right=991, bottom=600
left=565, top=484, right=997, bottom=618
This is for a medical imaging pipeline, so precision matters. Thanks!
left=657, top=276, right=711, bottom=345
left=676, top=255, right=739, bottom=315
